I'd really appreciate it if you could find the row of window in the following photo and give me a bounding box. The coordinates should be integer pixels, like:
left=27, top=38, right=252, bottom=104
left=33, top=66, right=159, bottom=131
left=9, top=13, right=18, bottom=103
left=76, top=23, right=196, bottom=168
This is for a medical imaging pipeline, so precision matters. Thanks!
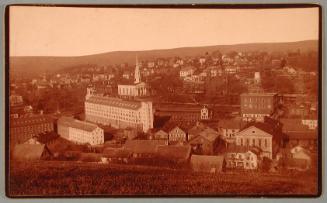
left=86, top=110, right=141, bottom=123
left=244, top=104, right=272, bottom=109
left=243, top=97, right=274, bottom=103
left=238, top=137, right=270, bottom=148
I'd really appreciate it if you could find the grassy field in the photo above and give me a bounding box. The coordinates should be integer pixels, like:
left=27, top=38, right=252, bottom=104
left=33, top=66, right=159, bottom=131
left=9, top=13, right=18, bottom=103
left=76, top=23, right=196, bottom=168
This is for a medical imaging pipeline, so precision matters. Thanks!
left=8, top=161, right=318, bottom=197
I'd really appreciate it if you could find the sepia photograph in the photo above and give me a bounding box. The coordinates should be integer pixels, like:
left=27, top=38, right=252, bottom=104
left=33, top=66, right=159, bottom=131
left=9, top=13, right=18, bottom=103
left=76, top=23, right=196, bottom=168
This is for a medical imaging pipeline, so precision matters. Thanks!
left=6, top=4, right=321, bottom=197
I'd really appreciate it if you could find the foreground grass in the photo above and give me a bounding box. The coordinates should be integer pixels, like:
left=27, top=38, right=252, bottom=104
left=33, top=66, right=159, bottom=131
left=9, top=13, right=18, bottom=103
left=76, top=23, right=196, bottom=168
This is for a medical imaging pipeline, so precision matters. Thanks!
left=8, top=161, right=318, bottom=197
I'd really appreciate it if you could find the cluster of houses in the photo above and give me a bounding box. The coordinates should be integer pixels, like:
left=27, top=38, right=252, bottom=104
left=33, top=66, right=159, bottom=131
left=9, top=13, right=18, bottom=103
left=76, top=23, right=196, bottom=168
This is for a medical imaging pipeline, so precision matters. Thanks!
left=10, top=109, right=316, bottom=173
left=9, top=50, right=318, bottom=174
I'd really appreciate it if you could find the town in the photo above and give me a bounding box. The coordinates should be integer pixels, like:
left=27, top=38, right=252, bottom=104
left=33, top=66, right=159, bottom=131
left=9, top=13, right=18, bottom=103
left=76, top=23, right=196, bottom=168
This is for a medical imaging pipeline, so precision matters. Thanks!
left=9, top=47, right=318, bottom=176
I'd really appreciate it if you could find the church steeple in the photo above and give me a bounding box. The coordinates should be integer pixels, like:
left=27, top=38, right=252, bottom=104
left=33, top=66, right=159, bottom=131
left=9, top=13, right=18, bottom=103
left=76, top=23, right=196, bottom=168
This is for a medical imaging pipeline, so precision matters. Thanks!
left=134, top=56, right=141, bottom=84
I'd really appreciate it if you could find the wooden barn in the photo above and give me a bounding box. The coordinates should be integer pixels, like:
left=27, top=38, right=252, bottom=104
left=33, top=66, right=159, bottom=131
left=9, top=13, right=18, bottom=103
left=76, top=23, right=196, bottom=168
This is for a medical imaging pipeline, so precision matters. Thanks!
left=156, top=145, right=191, bottom=164
left=190, top=155, right=225, bottom=173
left=12, top=144, right=52, bottom=161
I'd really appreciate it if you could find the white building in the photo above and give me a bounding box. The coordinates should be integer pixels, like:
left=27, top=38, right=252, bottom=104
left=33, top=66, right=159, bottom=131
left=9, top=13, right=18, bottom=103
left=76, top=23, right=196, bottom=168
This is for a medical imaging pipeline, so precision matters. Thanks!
left=200, top=106, right=210, bottom=120
left=85, top=93, right=153, bottom=133
left=235, top=125, right=273, bottom=159
left=301, top=119, right=318, bottom=130
left=57, top=116, right=104, bottom=145
left=118, top=57, right=149, bottom=98
left=225, top=149, right=258, bottom=170
left=180, top=66, right=195, bottom=78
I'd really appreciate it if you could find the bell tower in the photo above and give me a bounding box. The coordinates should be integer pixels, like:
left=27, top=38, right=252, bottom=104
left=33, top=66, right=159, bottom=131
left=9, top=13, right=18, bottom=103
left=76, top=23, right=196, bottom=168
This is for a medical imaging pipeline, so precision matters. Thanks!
left=134, top=56, right=141, bottom=84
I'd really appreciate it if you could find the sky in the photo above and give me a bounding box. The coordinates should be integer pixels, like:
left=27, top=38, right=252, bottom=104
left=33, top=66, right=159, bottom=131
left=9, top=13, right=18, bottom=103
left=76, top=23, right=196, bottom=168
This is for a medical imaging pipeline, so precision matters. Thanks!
left=9, top=6, right=319, bottom=57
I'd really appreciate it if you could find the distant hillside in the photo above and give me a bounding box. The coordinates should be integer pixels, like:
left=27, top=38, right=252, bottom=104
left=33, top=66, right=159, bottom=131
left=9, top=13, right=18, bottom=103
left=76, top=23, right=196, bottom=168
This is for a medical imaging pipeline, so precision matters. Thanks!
left=10, top=40, right=318, bottom=78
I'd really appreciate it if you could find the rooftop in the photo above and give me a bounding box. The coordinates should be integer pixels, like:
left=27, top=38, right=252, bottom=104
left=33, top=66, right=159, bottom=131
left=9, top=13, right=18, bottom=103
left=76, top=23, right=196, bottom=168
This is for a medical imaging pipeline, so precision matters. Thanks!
left=280, top=118, right=310, bottom=132
left=86, top=95, right=142, bottom=110
left=124, top=140, right=166, bottom=154
left=218, top=117, right=245, bottom=129
left=157, top=145, right=191, bottom=161
left=10, top=115, right=53, bottom=128
left=57, top=116, right=99, bottom=132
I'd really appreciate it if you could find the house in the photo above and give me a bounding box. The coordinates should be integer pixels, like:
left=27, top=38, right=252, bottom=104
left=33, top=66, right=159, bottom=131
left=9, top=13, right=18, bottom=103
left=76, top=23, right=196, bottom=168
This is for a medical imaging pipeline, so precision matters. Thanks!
left=224, top=66, right=238, bottom=74
left=23, top=136, right=41, bottom=145
left=123, top=128, right=138, bottom=140
left=284, top=66, right=297, bottom=75
left=301, top=118, right=318, bottom=130
left=156, top=145, right=191, bottom=163
left=152, top=129, right=169, bottom=143
left=147, top=61, right=155, bottom=68
left=280, top=118, right=317, bottom=149
left=12, top=144, right=52, bottom=160
left=234, top=122, right=283, bottom=159
left=102, top=147, right=132, bottom=163
left=217, top=117, right=245, bottom=143
left=287, top=146, right=312, bottom=171
left=190, top=155, right=225, bottom=173
left=123, top=140, right=166, bottom=158
left=205, top=66, right=220, bottom=77
left=9, top=94, right=24, bottom=106
left=286, top=131, right=317, bottom=150
left=224, top=145, right=259, bottom=170
left=179, top=66, right=195, bottom=78
left=122, top=71, right=131, bottom=79
left=168, top=126, right=188, bottom=144
left=188, top=126, right=219, bottom=155
left=161, top=121, right=192, bottom=145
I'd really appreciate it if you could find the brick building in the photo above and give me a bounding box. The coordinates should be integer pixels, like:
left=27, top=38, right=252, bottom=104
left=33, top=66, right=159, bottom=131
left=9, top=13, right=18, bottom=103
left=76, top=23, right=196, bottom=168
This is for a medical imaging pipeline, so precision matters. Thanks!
left=10, top=115, right=54, bottom=145
left=240, top=92, right=278, bottom=122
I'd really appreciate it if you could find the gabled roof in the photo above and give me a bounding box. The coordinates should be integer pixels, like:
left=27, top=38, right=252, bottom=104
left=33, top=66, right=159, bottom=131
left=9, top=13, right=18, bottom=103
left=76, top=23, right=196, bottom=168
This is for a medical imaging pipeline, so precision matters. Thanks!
left=198, top=128, right=220, bottom=142
left=102, top=147, right=131, bottom=158
left=157, top=145, right=191, bottom=161
left=190, top=155, right=225, bottom=172
left=12, top=144, right=49, bottom=160
left=58, top=116, right=99, bottom=132
left=189, top=126, right=219, bottom=143
left=154, top=129, right=168, bottom=136
left=241, top=122, right=278, bottom=136
left=124, top=140, right=166, bottom=154
left=236, top=125, right=273, bottom=138
left=188, top=123, right=207, bottom=136
left=162, top=120, right=195, bottom=133
left=10, top=115, right=53, bottom=128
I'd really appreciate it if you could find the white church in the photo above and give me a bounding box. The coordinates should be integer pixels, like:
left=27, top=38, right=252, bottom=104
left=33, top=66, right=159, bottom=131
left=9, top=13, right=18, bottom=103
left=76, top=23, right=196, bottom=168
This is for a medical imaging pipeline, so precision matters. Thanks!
left=118, top=57, right=149, bottom=98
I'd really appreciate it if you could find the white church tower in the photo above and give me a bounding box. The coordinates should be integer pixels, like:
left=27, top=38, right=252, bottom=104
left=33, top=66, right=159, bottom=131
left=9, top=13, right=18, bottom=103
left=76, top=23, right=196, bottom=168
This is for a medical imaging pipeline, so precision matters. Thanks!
left=134, top=56, right=141, bottom=84
left=85, top=86, right=95, bottom=100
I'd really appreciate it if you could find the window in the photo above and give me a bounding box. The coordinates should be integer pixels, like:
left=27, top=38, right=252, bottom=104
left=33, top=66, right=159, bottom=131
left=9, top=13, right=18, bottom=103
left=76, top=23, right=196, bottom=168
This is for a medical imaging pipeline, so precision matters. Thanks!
left=265, top=139, right=268, bottom=147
